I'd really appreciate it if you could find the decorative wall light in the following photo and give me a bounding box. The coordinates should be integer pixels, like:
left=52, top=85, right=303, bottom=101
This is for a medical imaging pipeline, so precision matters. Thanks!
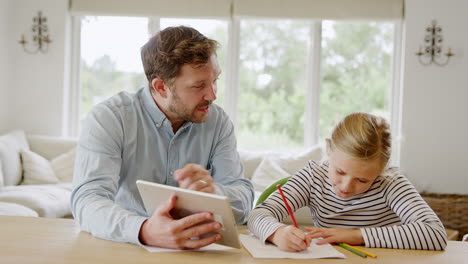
left=18, top=11, right=52, bottom=54
left=415, top=20, right=454, bottom=66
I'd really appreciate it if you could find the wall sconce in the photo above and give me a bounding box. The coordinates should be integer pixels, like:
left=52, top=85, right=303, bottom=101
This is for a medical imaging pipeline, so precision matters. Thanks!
left=415, top=20, right=454, bottom=66
left=18, top=11, right=52, bottom=54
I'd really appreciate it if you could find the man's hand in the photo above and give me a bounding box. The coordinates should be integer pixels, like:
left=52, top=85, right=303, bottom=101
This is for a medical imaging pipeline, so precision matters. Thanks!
left=304, top=227, right=364, bottom=245
left=267, top=226, right=311, bottom=252
left=139, top=194, right=222, bottom=249
left=174, top=164, right=215, bottom=193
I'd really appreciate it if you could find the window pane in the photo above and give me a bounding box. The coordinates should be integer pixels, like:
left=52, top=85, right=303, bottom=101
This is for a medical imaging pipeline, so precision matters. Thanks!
left=80, top=16, right=148, bottom=122
left=320, top=21, right=395, bottom=140
left=160, top=19, right=228, bottom=108
left=238, top=20, right=310, bottom=151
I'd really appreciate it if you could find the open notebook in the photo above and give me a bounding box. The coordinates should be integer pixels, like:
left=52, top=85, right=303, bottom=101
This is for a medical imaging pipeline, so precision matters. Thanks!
left=240, top=234, right=345, bottom=259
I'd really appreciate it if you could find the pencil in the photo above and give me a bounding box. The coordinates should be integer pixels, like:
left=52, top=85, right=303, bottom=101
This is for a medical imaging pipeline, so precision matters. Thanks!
left=338, top=243, right=367, bottom=258
left=341, top=243, right=377, bottom=258
left=276, top=185, right=299, bottom=228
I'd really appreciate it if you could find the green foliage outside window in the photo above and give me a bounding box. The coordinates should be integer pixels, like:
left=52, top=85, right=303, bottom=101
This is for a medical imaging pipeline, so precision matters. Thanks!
left=320, top=21, right=393, bottom=140
left=80, top=56, right=145, bottom=120
left=237, top=20, right=309, bottom=150
left=237, top=20, right=394, bottom=150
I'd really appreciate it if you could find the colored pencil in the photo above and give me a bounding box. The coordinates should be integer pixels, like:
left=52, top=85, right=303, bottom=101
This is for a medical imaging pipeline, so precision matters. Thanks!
left=276, top=184, right=299, bottom=228
left=341, top=243, right=377, bottom=258
left=338, top=243, right=367, bottom=258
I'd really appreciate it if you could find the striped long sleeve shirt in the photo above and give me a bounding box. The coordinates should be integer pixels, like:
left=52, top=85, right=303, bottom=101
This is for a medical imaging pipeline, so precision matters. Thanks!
left=248, top=160, right=447, bottom=250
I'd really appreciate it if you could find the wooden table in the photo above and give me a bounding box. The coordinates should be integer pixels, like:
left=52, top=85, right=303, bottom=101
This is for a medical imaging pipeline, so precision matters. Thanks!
left=0, top=216, right=467, bottom=264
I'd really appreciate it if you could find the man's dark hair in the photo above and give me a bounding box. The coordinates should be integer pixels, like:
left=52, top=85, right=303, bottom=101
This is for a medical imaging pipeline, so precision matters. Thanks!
left=141, top=26, right=218, bottom=88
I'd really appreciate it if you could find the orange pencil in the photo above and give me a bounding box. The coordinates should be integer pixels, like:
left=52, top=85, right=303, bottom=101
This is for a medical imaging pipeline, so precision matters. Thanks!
left=276, top=185, right=299, bottom=228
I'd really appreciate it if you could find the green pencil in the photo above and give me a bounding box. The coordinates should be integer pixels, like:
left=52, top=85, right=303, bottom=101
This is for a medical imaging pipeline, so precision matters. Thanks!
left=338, top=243, right=367, bottom=258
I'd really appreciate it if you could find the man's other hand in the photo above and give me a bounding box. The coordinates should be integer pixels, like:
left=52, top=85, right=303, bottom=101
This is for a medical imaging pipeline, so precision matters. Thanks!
left=174, top=164, right=215, bottom=193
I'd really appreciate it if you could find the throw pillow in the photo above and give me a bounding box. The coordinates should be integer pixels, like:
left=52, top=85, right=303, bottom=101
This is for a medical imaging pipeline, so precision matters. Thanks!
left=251, top=158, right=291, bottom=191
left=0, top=130, right=30, bottom=186
left=250, top=146, right=324, bottom=192
left=277, top=146, right=323, bottom=175
left=0, top=161, right=4, bottom=187
left=238, top=150, right=264, bottom=180
left=21, top=150, right=59, bottom=185
left=50, top=148, right=76, bottom=182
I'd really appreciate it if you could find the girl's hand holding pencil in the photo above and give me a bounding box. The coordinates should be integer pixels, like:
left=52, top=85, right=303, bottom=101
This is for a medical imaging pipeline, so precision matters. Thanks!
left=267, top=225, right=311, bottom=252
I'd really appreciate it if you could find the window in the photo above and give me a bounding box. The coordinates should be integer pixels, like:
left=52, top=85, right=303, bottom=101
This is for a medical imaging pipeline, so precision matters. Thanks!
left=74, top=17, right=399, bottom=153
left=237, top=20, right=310, bottom=151
left=319, top=21, right=395, bottom=140
left=79, top=16, right=148, bottom=122
left=234, top=19, right=396, bottom=150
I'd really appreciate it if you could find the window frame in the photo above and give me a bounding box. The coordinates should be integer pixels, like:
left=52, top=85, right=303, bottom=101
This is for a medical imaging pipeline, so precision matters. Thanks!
left=66, top=15, right=82, bottom=138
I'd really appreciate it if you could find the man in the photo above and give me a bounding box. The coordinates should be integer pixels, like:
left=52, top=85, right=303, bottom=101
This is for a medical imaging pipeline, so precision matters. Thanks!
left=71, top=26, right=254, bottom=249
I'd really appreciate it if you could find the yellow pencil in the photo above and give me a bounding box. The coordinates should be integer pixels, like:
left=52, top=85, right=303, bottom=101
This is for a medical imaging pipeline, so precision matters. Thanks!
left=341, top=243, right=377, bottom=258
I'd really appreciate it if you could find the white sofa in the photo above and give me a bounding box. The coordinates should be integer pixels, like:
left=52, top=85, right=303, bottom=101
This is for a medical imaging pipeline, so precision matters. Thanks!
left=0, top=131, right=76, bottom=218
left=0, top=130, right=322, bottom=223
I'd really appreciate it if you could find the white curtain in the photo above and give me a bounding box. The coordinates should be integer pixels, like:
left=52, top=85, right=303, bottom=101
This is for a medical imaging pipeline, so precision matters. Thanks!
left=69, top=0, right=232, bottom=18
left=70, top=0, right=404, bottom=19
left=233, top=0, right=404, bottom=19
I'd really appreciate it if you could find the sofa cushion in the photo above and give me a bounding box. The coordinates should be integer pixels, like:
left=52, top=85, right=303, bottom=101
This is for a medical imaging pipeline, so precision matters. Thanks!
left=21, top=150, right=59, bottom=185
left=0, top=130, right=30, bottom=186
left=251, top=146, right=323, bottom=191
left=50, top=148, right=76, bottom=182
left=28, top=135, right=77, bottom=160
left=275, top=146, right=323, bottom=175
left=251, top=158, right=290, bottom=191
left=238, top=150, right=264, bottom=180
left=0, top=202, right=39, bottom=217
left=20, top=148, right=76, bottom=184
left=0, top=183, right=72, bottom=217
left=0, top=161, right=4, bottom=187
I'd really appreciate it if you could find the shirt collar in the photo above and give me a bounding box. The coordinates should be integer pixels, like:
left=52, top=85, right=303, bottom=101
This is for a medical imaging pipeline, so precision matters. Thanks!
left=141, top=86, right=168, bottom=128
left=140, top=86, right=193, bottom=131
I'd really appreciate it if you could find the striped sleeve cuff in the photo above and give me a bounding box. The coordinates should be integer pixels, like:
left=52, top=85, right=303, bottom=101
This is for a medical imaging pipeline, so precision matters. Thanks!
left=260, top=222, right=287, bottom=243
left=248, top=208, right=287, bottom=243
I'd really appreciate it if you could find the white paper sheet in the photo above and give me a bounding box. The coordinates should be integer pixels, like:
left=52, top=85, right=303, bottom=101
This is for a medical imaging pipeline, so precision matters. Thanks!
left=141, top=243, right=234, bottom=253
left=239, top=234, right=346, bottom=259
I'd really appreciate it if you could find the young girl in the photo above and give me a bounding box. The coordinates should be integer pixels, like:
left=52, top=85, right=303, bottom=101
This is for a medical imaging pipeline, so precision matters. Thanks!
left=248, top=112, right=447, bottom=252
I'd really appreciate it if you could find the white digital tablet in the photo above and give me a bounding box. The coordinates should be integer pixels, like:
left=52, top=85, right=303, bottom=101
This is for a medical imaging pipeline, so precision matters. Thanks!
left=136, top=180, right=241, bottom=249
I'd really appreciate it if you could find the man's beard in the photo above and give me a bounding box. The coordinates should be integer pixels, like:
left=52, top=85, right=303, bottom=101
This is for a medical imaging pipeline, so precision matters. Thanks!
left=168, top=92, right=212, bottom=123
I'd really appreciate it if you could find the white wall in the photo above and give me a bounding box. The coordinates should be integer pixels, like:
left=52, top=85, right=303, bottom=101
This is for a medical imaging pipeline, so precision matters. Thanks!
left=6, top=0, right=68, bottom=136
left=0, top=0, right=10, bottom=132
left=400, top=0, right=468, bottom=194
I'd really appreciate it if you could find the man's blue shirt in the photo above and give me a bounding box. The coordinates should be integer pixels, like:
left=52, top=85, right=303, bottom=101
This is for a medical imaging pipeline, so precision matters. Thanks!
left=71, top=87, right=254, bottom=244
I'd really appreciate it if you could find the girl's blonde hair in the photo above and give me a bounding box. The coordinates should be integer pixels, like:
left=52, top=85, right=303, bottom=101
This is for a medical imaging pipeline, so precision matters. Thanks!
left=330, top=112, right=391, bottom=168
